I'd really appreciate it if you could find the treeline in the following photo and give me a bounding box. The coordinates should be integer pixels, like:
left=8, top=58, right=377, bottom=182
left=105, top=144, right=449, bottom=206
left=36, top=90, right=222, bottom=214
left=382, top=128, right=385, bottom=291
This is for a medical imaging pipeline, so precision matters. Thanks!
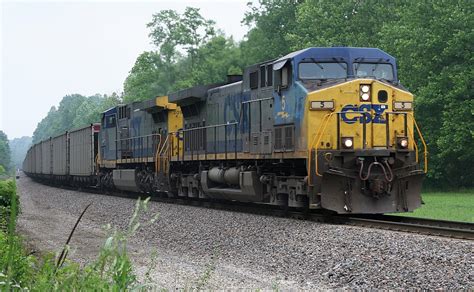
left=9, top=137, right=33, bottom=170
left=32, top=1, right=472, bottom=188
left=32, top=93, right=120, bottom=143
left=0, top=132, right=11, bottom=175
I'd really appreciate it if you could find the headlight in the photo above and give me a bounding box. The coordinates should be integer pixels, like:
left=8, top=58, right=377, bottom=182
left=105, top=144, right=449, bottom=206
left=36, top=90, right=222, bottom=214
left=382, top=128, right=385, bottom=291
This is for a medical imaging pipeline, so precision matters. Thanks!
left=397, top=137, right=408, bottom=149
left=359, top=84, right=371, bottom=102
left=310, top=100, right=335, bottom=111
left=393, top=101, right=413, bottom=111
left=342, top=137, right=354, bottom=149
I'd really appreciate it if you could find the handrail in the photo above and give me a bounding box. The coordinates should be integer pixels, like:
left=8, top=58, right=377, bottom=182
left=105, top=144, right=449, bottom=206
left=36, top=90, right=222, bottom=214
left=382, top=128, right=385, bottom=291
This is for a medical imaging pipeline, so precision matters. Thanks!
left=307, top=113, right=333, bottom=184
left=310, top=113, right=336, bottom=183
left=172, top=122, right=239, bottom=162
left=406, top=125, right=419, bottom=163
left=159, top=134, right=170, bottom=155
left=155, top=133, right=171, bottom=173
left=116, top=133, right=162, bottom=162
left=177, top=122, right=238, bottom=132
left=408, top=113, right=428, bottom=173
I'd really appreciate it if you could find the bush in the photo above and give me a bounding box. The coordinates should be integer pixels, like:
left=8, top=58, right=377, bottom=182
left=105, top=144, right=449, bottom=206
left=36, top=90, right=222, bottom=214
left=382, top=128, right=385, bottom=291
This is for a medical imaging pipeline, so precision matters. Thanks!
left=0, top=179, right=18, bottom=209
left=0, top=179, right=19, bottom=231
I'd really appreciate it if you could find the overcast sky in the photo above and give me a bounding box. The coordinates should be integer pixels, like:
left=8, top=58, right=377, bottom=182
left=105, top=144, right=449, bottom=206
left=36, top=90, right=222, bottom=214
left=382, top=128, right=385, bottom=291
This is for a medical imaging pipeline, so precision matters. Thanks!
left=0, top=0, right=249, bottom=139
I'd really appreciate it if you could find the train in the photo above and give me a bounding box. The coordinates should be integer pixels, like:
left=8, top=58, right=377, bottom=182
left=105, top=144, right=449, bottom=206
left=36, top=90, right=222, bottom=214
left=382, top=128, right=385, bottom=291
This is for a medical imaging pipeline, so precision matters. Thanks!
left=23, top=47, right=428, bottom=214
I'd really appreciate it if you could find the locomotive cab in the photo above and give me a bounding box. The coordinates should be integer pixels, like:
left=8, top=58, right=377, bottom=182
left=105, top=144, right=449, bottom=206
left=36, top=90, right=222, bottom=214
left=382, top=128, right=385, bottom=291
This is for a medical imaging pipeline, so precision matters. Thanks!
left=271, top=47, right=427, bottom=213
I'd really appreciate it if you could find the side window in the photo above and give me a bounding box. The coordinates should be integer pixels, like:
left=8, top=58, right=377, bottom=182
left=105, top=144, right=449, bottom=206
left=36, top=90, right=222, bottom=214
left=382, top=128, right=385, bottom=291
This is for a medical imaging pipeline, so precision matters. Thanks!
left=152, top=112, right=165, bottom=123
left=267, top=66, right=273, bottom=86
left=260, top=65, right=274, bottom=87
left=249, top=71, right=258, bottom=90
left=281, top=67, right=289, bottom=87
left=105, top=115, right=116, bottom=128
left=181, top=104, right=199, bottom=118
left=260, top=66, right=266, bottom=87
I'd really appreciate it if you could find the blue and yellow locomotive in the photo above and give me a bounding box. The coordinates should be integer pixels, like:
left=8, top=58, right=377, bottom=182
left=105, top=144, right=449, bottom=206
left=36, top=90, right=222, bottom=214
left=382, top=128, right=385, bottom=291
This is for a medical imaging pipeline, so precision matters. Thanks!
left=94, top=47, right=427, bottom=214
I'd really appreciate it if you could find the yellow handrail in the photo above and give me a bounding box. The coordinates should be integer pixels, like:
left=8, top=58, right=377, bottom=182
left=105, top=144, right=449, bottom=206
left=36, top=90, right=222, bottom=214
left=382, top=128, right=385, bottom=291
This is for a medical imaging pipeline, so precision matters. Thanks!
left=408, top=113, right=428, bottom=173
left=313, top=113, right=336, bottom=178
left=153, top=134, right=162, bottom=173
left=155, top=133, right=171, bottom=174
left=308, top=112, right=335, bottom=185
left=406, top=125, right=419, bottom=163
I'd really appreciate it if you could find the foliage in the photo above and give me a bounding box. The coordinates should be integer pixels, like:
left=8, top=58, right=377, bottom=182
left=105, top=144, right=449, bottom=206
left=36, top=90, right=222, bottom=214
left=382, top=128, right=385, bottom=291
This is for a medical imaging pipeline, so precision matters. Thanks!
left=0, top=179, right=18, bottom=210
left=148, top=7, right=216, bottom=66
left=0, top=196, right=159, bottom=290
left=32, top=93, right=121, bottom=143
left=0, top=179, right=19, bottom=231
left=123, top=7, right=242, bottom=103
left=0, top=131, right=11, bottom=173
left=241, top=0, right=301, bottom=64
left=9, top=136, right=33, bottom=170
left=123, top=51, right=167, bottom=102
left=378, top=0, right=474, bottom=188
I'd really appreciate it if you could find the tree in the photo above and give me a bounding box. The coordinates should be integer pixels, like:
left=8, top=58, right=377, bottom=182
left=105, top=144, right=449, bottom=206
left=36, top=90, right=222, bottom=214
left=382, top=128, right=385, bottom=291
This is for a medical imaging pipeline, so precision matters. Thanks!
left=72, top=93, right=121, bottom=128
left=0, top=131, right=11, bottom=172
left=379, top=0, right=474, bottom=187
left=9, top=136, right=33, bottom=170
left=147, top=7, right=216, bottom=67
left=33, top=94, right=121, bottom=143
left=124, top=7, right=217, bottom=103
left=241, top=0, right=301, bottom=64
left=123, top=51, right=167, bottom=102
left=172, top=36, right=244, bottom=91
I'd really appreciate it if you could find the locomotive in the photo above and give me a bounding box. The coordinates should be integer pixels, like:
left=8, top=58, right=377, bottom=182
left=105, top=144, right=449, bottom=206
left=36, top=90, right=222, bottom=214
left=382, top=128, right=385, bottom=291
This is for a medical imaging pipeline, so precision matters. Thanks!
left=23, top=47, right=427, bottom=214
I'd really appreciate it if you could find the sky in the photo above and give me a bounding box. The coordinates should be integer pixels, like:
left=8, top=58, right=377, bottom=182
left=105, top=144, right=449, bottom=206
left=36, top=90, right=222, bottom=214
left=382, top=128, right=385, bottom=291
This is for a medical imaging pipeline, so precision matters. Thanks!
left=0, top=0, right=249, bottom=139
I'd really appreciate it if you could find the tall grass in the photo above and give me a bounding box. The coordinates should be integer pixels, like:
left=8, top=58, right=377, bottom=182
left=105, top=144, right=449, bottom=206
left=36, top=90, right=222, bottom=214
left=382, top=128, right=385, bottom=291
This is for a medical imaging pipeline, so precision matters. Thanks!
left=0, top=180, right=160, bottom=291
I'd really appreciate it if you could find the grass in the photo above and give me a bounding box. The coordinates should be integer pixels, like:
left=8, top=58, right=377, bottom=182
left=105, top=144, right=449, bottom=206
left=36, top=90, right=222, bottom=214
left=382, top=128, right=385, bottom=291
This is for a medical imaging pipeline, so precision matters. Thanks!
left=395, top=190, right=474, bottom=222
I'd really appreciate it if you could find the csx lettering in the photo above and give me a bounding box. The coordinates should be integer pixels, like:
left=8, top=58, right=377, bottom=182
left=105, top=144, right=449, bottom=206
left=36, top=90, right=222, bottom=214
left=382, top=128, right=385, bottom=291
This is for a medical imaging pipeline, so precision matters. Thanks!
left=341, top=104, right=387, bottom=124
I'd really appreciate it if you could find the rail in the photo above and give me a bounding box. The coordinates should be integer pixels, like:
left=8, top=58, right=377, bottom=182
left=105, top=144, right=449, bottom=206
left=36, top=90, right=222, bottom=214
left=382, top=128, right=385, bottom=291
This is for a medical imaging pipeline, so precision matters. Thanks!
left=308, top=111, right=428, bottom=185
left=335, top=214, right=474, bottom=240
left=174, top=122, right=239, bottom=162
left=116, top=133, right=162, bottom=163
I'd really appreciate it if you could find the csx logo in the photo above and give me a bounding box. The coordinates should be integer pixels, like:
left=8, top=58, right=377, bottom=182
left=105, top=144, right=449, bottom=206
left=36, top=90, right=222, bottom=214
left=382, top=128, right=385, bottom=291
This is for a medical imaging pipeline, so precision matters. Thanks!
left=341, top=104, right=388, bottom=124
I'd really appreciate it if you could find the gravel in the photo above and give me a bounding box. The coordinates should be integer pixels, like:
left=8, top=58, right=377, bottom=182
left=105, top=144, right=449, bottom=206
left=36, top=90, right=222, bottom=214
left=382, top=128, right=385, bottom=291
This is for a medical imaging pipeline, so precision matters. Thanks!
left=16, top=175, right=473, bottom=289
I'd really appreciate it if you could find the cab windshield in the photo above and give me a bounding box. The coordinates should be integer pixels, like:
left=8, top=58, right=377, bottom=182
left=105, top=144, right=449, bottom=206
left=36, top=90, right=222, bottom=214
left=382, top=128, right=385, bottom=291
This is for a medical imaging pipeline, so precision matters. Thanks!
left=298, top=62, right=348, bottom=80
left=353, top=63, right=394, bottom=80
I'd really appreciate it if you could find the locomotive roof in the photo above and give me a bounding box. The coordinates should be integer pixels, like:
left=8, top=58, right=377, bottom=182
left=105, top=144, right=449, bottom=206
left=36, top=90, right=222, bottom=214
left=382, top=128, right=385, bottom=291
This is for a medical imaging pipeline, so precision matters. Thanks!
left=101, top=106, right=118, bottom=115
left=274, top=47, right=396, bottom=64
left=273, top=47, right=397, bottom=80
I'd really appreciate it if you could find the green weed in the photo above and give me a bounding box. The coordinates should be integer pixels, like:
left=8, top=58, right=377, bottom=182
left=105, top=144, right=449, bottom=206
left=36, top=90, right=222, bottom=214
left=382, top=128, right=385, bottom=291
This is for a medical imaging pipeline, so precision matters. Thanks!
left=0, top=182, right=161, bottom=291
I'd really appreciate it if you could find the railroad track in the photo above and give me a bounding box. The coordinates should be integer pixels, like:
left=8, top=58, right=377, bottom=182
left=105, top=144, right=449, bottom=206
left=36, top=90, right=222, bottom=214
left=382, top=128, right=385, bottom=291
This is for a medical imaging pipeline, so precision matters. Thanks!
left=34, top=178, right=474, bottom=241
left=329, top=214, right=474, bottom=240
